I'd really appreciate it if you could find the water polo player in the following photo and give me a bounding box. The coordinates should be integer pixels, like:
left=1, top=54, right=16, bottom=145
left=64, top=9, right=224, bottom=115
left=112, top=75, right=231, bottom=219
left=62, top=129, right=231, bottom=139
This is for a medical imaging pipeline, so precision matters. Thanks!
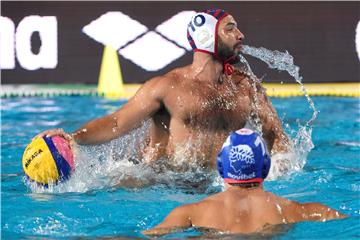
left=35, top=9, right=291, bottom=171
left=142, top=129, right=346, bottom=236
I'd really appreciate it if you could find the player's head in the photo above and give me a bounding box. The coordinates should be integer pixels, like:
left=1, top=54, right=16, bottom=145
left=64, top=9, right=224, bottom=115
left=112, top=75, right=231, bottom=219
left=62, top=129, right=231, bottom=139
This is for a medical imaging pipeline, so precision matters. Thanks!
left=187, top=9, right=244, bottom=62
left=217, top=129, right=271, bottom=184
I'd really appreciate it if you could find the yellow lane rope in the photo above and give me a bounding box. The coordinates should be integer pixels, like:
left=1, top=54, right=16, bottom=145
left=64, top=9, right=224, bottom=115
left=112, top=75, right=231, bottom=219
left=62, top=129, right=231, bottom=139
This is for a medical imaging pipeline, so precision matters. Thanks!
left=1, top=83, right=359, bottom=98
left=263, top=83, right=360, bottom=98
left=122, top=83, right=360, bottom=98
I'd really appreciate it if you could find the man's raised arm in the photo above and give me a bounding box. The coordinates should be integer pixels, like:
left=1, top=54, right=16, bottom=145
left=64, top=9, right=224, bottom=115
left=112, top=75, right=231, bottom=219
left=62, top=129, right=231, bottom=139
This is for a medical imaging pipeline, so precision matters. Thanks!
left=35, top=76, right=168, bottom=145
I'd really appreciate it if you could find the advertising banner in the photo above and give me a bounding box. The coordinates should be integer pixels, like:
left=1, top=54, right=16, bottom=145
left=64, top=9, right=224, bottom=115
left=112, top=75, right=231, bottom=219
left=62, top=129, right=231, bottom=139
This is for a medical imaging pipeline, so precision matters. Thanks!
left=1, top=2, right=359, bottom=84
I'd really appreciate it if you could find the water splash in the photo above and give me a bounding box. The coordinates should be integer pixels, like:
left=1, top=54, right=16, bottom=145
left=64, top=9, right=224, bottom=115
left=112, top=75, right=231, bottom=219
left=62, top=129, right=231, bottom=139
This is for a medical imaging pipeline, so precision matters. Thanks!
left=239, top=45, right=317, bottom=178
left=27, top=121, right=220, bottom=194
left=240, top=45, right=319, bottom=126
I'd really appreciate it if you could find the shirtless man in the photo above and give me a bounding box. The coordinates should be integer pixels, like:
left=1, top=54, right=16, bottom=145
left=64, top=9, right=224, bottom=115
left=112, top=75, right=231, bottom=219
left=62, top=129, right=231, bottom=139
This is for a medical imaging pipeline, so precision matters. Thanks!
left=36, top=9, right=290, bottom=169
left=142, top=129, right=346, bottom=236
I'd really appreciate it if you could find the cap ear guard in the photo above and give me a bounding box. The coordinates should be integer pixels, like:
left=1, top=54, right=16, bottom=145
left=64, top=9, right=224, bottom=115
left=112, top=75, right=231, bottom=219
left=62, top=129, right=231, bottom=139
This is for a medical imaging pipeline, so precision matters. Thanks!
left=216, top=154, right=224, bottom=178
left=259, top=137, right=271, bottom=180
left=262, top=153, right=271, bottom=179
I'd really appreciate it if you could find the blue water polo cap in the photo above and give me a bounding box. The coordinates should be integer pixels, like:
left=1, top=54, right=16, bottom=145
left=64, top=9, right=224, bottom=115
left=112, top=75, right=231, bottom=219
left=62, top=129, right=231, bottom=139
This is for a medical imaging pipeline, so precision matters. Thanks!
left=217, top=129, right=271, bottom=184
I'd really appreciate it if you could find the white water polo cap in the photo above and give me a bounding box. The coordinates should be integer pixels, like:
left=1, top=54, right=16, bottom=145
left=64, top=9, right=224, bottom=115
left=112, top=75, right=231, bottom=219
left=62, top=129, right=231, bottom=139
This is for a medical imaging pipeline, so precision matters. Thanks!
left=187, top=9, right=229, bottom=57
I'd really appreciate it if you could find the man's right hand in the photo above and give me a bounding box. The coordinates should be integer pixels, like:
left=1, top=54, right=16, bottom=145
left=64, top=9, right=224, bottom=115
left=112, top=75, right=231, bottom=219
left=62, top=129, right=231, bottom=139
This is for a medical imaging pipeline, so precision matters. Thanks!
left=33, top=128, right=73, bottom=142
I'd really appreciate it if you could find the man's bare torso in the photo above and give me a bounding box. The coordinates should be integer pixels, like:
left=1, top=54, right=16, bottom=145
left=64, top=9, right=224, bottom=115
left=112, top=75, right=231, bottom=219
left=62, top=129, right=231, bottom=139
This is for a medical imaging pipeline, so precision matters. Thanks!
left=144, top=65, right=256, bottom=167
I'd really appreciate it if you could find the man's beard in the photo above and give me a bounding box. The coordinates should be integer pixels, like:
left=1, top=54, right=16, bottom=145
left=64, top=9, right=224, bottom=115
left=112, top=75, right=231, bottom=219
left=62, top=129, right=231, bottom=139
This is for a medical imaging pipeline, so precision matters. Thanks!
left=217, top=37, right=240, bottom=64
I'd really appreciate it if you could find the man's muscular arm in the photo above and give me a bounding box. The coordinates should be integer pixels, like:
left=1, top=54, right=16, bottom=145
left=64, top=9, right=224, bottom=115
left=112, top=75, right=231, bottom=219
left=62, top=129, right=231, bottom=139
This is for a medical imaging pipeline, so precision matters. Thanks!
left=35, top=77, right=168, bottom=145
left=283, top=199, right=347, bottom=223
left=251, top=80, right=290, bottom=153
left=142, top=204, right=193, bottom=236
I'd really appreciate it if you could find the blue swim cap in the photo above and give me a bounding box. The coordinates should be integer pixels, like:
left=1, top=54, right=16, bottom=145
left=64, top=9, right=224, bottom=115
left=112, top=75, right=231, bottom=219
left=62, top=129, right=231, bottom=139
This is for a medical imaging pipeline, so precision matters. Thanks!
left=217, top=129, right=271, bottom=184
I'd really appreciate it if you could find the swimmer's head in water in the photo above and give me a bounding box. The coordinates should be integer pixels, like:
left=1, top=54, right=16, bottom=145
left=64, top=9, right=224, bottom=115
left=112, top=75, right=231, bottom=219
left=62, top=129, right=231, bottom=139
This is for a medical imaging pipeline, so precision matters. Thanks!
left=187, top=9, right=229, bottom=57
left=217, top=128, right=271, bottom=184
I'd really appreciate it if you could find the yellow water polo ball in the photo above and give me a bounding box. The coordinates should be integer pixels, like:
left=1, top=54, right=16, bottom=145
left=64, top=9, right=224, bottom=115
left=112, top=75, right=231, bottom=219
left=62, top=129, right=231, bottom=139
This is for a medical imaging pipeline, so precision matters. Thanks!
left=22, top=136, right=75, bottom=185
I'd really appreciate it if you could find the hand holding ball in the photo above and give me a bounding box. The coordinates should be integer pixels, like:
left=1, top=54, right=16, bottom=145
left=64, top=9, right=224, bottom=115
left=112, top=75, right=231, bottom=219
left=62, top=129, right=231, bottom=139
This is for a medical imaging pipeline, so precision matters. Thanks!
left=22, top=136, right=74, bottom=185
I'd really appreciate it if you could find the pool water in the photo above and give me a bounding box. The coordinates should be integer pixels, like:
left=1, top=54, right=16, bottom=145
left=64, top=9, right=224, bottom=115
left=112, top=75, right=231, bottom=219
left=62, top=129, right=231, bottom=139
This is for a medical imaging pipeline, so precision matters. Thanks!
left=1, top=96, right=359, bottom=239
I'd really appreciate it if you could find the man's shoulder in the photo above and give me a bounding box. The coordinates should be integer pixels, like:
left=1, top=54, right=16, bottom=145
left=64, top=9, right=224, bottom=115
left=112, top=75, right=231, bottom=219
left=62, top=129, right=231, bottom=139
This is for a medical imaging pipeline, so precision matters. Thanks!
left=146, top=65, right=191, bottom=87
left=165, top=65, right=191, bottom=82
left=264, top=191, right=297, bottom=209
left=199, top=191, right=227, bottom=206
left=138, top=66, right=190, bottom=100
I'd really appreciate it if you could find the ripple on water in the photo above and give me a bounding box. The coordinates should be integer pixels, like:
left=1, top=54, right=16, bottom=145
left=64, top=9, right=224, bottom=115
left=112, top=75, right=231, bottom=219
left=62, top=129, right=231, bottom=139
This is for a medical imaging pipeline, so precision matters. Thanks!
left=335, top=141, right=360, bottom=147
left=19, top=106, right=63, bottom=113
left=23, top=120, right=62, bottom=127
left=11, top=212, right=104, bottom=237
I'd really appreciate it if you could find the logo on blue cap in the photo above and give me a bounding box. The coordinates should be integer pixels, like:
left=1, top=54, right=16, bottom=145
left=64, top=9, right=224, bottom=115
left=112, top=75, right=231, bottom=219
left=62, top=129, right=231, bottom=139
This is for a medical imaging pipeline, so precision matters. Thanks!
left=217, top=129, right=271, bottom=183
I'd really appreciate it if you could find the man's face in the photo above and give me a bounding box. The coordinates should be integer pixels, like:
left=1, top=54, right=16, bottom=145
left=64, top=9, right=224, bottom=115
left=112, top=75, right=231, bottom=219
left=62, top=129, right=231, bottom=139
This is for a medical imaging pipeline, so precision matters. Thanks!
left=217, top=15, right=244, bottom=61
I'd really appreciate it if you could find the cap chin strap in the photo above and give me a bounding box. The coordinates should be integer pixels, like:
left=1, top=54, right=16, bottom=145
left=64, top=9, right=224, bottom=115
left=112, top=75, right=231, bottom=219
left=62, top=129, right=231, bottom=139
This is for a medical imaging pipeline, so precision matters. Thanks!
left=195, top=50, right=236, bottom=76
left=214, top=54, right=236, bottom=76
left=223, top=58, right=235, bottom=76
